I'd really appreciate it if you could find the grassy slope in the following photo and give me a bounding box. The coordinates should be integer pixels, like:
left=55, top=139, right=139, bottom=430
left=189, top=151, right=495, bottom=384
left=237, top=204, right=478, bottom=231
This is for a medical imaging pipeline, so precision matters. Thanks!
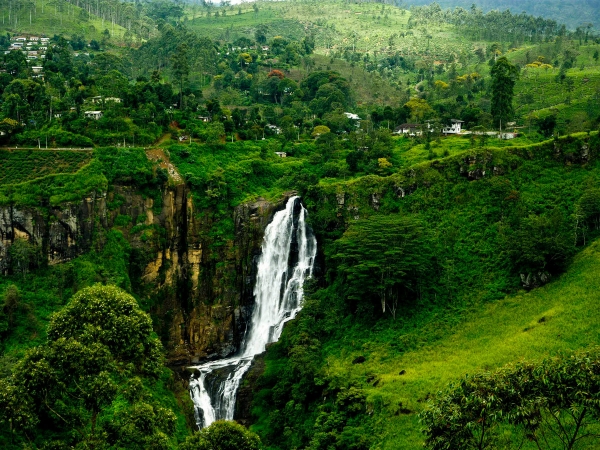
left=341, top=236, right=600, bottom=448
left=0, top=0, right=126, bottom=40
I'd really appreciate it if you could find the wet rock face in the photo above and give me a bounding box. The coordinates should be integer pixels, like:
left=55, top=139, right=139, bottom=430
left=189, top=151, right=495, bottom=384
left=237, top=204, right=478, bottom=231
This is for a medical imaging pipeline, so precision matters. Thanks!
left=234, top=352, right=266, bottom=426
left=144, top=190, right=296, bottom=366
left=0, top=193, right=106, bottom=273
left=0, top=184, right=294, bottom=366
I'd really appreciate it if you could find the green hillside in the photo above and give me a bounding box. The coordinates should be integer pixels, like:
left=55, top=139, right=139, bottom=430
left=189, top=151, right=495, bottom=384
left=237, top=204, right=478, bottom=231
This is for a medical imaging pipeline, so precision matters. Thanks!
left=402, top=0, right=600, bottom=30
left=326, top=232, right=600, bottom=448
left=2, top=0, right=600, bottom=449
left=0, top=0, right=127, bottom=40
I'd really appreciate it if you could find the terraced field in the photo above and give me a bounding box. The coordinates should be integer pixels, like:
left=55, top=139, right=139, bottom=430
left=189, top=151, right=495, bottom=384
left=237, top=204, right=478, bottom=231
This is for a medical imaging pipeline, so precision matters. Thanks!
left=0, top=150, right=92, bottom=186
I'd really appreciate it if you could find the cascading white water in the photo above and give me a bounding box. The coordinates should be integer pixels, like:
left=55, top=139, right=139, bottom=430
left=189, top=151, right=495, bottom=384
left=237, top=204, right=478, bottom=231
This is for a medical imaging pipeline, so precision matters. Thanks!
left=189, top=196, right=317, bottom=429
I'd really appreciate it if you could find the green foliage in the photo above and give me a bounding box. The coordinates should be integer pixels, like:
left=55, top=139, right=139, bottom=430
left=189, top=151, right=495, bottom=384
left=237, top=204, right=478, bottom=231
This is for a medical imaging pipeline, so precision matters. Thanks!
left=0, top=159, right=107, bottom=207
left=504, top=209, right=574, bottom=282
left=330, top=215, right=432, bottom=318
left=421, top=348, right=600, bottom=450
left=47, top=284, right=163, bottom=375
left=7, top=238, right=43, bottom=278
left=0, top=150, right=91, bottom=186
left=180, top=420, right=262, bottom=450
left=491, top=57, right=520, bottom=128
left=0, top=285, right=175, bottom=449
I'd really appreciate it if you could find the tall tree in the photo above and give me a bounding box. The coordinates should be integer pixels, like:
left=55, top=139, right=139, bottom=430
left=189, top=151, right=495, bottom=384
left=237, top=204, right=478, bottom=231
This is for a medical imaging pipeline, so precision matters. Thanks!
left=490, top=57, right=519, bottom=129
left=330, top=215, right=431, bottom=319
left=171, top=43, right=190, bottom=109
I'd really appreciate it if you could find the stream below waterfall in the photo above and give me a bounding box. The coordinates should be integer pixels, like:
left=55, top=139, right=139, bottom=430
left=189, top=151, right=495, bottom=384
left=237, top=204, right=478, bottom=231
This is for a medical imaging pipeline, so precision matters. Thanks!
left=189, top=196, right=317, bottom=429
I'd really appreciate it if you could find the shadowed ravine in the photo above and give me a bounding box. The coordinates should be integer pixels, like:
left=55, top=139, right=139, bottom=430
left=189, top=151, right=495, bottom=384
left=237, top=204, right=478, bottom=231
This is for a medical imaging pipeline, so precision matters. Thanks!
left=188, top=196, right=317, bottom=429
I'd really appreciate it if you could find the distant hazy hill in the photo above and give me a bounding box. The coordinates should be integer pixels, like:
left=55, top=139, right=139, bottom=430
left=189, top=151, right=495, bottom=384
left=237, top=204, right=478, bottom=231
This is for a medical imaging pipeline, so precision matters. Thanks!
left=401, top=0, right=600, bottom=29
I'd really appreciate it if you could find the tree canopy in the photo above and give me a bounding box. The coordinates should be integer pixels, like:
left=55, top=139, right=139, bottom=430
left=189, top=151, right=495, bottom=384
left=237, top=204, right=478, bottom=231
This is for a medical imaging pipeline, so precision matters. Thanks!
left=421, top=348, right=600, bottom=450
left=490, top=57, right=519, bottom=128
left=0, top=284, right=172, bottom=449
left=330, top=215, right=432, bottom=318
left=180, top=420, right=262, bottom=450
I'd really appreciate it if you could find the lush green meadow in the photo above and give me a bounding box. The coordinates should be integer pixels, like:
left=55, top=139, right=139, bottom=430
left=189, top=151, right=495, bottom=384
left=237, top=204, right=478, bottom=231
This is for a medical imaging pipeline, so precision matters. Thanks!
left=326, top=237, right=600, bottom=448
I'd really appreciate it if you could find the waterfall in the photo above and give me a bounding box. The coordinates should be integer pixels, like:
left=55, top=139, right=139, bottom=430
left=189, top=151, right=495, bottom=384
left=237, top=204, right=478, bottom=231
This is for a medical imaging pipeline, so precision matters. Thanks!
left=189, top=196, right=317, bottom=429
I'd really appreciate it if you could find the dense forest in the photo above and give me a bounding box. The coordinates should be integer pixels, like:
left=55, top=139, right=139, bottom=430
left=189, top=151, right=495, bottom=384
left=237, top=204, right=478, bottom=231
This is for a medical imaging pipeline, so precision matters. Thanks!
left=1, top=0, right=600, bottom=449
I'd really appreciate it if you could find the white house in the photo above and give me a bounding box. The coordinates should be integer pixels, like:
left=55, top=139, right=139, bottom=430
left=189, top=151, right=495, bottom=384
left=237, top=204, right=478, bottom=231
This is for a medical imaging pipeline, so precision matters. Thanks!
left=197, top=116, right=211, bottom=122
left=40, top=37, right=50, bottom=43
left=29, top=36, right=39, bottom=41
left=266, top=124, right=281, bottom=134
left=105, top=97, right=122, bottom=103
left=394, top=123, right=423, bottom=136
left=442, top=119, right=464, bottom=135
left=84, top=111, right=103, bottom=120
left=32, top=66, right=43, bottom=73
left=344, top=112, right=362, bottom=127
left=274, top=152, right=287, bottom=158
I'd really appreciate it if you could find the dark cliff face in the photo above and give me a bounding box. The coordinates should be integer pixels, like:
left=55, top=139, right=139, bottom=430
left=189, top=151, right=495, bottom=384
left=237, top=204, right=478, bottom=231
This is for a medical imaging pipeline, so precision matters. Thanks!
left=0, top=181, right=295, bottom=366
left=0, top=193, right=106, bottom=273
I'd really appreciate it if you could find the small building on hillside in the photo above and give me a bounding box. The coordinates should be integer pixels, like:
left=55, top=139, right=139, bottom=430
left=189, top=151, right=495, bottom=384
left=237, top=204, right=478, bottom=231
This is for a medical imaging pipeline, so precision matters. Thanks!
left=84, top=111, right=103, bottom=120
left=274, top=152, right=287, bottom=158
left=344, top=112, right=361, bottom=121
left=394, top=123, right=423, bottom=136
left=442, top=119, right=464, bottom=135
left=197, top=116, right=211, bottom=122
left=344, top=112, right=362, bottom=127
left=266, top=124, right=281, bottom=135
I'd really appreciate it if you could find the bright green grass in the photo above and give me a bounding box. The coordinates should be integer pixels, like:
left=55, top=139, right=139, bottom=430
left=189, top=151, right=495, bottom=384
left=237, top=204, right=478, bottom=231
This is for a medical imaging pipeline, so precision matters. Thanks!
left=0, top=149, right=92, bottom=186
left=323, top=237, right=600, bottom=449
left=0, top=0, right=126, bottom=40
left=390, top=134, right=540, bottom=168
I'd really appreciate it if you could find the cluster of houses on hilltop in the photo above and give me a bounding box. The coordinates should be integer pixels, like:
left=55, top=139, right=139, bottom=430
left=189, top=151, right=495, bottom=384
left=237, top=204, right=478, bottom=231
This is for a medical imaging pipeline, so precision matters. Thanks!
left=5, top=36, right=51, bottom=62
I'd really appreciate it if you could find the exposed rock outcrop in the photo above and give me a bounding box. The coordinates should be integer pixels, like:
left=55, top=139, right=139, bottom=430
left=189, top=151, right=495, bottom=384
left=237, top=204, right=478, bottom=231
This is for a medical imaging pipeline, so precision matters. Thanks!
left=0, top=179, right=295, bottom=366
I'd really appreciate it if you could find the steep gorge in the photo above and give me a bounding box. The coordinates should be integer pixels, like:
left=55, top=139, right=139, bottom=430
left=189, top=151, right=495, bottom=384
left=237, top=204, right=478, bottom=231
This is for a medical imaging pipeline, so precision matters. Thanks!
left=0, top=176, right=297, bottom=367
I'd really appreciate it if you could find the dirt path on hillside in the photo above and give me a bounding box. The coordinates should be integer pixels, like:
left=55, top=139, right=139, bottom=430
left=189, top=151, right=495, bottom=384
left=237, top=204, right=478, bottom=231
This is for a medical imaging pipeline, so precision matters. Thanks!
left=146, top=148, right=182, bottom=183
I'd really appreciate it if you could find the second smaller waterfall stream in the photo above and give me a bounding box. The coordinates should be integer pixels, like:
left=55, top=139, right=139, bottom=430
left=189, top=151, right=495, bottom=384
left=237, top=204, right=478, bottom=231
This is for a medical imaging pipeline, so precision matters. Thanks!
left=189, top=196, right=317, bottom=428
